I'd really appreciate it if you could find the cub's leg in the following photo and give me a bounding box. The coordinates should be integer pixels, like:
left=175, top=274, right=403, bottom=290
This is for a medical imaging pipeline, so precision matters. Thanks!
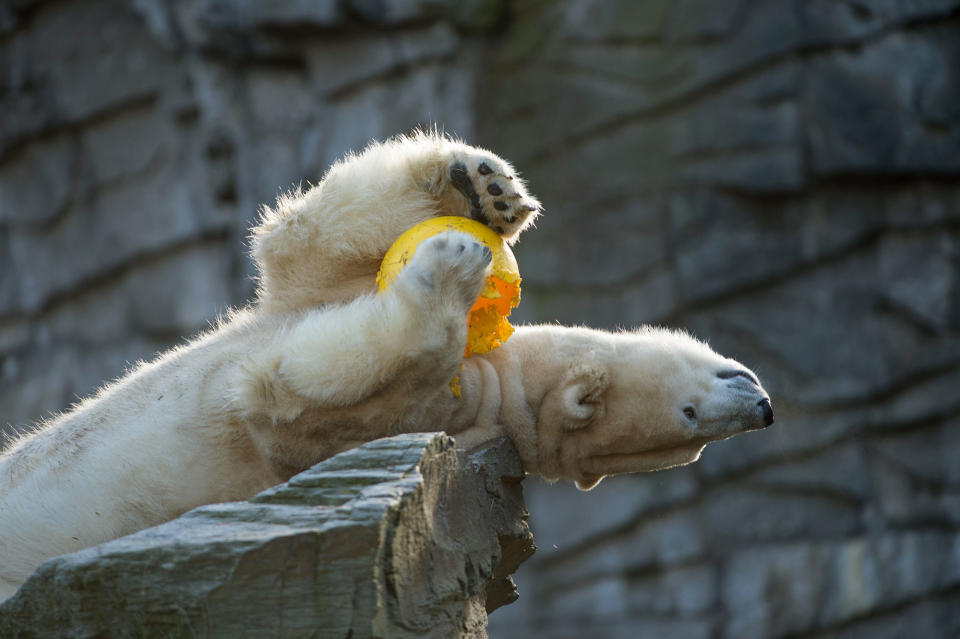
left=239, top=231, right=491, bottom=421
left=252, top=133, right=540, bottom=311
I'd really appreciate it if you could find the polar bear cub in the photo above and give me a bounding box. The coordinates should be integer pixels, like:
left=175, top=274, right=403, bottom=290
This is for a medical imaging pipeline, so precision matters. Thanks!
left=0, top=132, right=773, bottom=601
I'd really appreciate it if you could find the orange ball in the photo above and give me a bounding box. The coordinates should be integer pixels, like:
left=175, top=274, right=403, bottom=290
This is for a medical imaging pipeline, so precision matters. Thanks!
left=377, top=216, right=522, bottom=359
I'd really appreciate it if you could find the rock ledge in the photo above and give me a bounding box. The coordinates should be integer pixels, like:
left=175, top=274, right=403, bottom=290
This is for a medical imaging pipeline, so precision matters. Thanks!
left=0, top=433, right=535, bottom=638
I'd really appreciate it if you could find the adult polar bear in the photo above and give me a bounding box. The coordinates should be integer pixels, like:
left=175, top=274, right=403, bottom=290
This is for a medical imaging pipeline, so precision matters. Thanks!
left=0, top=132, right=774, bottom=600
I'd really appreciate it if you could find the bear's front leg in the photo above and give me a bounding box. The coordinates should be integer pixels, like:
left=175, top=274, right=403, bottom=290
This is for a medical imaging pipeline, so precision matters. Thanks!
left=316, top=134, right=542, bottom=243
left=237, top=231, right=491, bottom=421
left=251, top=134, right=541, bottom=313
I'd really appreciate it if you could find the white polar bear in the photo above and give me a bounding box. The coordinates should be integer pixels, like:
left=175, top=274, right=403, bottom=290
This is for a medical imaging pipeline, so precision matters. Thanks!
left=0, top=132, right=774, bottom=601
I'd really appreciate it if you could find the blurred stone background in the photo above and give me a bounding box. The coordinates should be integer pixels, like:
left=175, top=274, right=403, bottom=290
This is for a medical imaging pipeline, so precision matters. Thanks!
left=1, top=0, right=958, bottom=637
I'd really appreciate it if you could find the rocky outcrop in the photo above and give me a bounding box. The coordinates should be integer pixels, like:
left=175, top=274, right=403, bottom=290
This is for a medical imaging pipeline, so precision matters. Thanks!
left=0, top=433, right=534, bottom=638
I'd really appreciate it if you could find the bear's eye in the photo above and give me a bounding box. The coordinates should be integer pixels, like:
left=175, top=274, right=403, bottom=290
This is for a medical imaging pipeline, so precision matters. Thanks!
left=682, top=406, right=697, bottom=421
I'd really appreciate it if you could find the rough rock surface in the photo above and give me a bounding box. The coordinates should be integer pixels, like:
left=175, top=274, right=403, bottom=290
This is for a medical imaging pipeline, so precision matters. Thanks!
left=1, top=1, right=959, bottom=638
left=0, top=433, right=534, bottom=638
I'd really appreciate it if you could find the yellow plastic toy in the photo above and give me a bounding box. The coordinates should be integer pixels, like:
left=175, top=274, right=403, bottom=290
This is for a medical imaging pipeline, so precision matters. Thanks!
left=377, top=217, right=522, bottom=395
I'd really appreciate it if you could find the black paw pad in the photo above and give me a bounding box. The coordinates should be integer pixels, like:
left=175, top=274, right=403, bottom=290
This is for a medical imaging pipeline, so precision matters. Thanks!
left=494, top=201, right=509, bottom=211
left=450, top=162, right=475, bottom=197
left=478, top=162, right=493, bottom=175
left=487, top=183, right=502, bottom=196
left=452, top=162, right=489, bottom=224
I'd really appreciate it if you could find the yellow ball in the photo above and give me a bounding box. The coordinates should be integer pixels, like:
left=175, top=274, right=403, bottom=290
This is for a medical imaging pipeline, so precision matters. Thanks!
left=377, top=216, right=522, bottom=359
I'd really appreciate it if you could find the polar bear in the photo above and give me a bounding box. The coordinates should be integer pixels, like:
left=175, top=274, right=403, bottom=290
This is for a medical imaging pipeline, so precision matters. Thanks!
left=0, top=132, right=774, bottom=601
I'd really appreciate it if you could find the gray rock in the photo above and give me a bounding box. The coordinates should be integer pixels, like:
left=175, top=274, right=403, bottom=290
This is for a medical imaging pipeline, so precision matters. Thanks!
left=515, top=267, right=680, bottom=328
left=342, top=0, right=505, bottom=29
left=484, top=64, right=805, bottom=209
left=867, top=431, right=960, bottom=528
left=676, top=147, right=805, bottom=193
left=722, top=542, right=832, bottom=639
left=499, top=616, right=715, bottom=639
left=532, top=509, right=705, bottom=591
left=80, top=105, right=177, bottom=185
left=877, top=231, right=960, bottom=333
left=798, top=0, right=960, bottom=41
left=701, top=485, right=861, bottom=551
left=559, top=0, right=670, bottom=41
left=0, top=433, right=535, bottom=638
left=0, top=134, right=76, bottom=226
left=0, top=45, right=57, bottom=158
left=746, top=442, right=871, bottom=502
left=346, top=0, right=437, bottom=25
left=16, top=241, right=233, bottom=345
left=29, top=1, right=180, bottom=123
left=868, top=419, right=960, bottom=486
left=194, top=0, right=345, bottom=32
left=667, top=191, right=811, bottom=303
left=6, top=153, right=230, bottom=314
left=130, top=0, right=182, bottom=49
left=522, top=468, right=698, bottom=551
left=805, top=24, right=960, bottom=175
left=804, top=589, right=960, bottom=639
left=433, top=0, right=504, bottom=31
left=626, top=564, right=717, bottom=616
left=540, top=575, right=630, bottom=622
left=0, top=318, right=29, bottom=355
left=244, top=68, right=314, bottom=135
left=303, top=23, right=458, bottom=96
left=297, top=63, right=474, bottom=178
left=664, top=0, right=749, bottom=41
left=480, top=0, right=960, bottom=184
left=722, top=532, right=960, bottom=638
left=513, top=194, right=664, bottom=288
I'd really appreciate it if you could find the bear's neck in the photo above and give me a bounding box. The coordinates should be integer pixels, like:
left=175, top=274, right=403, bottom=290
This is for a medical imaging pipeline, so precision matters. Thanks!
left=458, top=327, right=573, bottom=474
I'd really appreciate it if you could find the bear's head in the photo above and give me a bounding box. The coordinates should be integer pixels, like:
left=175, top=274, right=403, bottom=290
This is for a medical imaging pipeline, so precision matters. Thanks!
left=532, top=326, right=774, bottom=490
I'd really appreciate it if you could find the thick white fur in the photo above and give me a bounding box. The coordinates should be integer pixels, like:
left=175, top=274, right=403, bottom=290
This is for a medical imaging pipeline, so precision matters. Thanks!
left=0, top=132, right=771, bottom=601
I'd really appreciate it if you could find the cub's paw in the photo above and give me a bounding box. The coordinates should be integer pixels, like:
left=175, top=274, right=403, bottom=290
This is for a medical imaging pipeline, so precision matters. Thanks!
left=403, top=231, right=492, bottom=311
left=448, top=151, right=541, bottom=240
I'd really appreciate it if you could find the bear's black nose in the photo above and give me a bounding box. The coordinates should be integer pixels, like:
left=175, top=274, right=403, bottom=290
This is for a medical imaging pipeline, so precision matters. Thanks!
left=758, top=398, right=774, bottom=426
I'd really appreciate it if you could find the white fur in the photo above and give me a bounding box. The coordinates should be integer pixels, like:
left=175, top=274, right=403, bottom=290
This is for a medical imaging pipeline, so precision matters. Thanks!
left=0, top=132, right=770, bottom=601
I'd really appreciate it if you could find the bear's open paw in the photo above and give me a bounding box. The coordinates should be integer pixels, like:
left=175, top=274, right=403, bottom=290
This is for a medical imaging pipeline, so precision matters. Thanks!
left=403, top=231, right=492, bottom=311
left=448, top=152, right=541, bottom=238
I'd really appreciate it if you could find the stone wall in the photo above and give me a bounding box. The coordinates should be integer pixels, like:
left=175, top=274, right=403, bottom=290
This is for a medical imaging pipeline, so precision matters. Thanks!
left=2, top=1, right=959, bottom=638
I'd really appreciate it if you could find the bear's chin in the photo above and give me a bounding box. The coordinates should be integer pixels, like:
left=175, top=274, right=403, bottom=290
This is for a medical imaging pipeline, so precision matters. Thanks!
left=576, top=443, right=708, bottom=489
left=575, top=475, right=605, bottom=491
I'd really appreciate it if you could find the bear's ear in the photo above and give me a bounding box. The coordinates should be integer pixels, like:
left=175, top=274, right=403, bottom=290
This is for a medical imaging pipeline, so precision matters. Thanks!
left=559, top=363, right=609, bottom=430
